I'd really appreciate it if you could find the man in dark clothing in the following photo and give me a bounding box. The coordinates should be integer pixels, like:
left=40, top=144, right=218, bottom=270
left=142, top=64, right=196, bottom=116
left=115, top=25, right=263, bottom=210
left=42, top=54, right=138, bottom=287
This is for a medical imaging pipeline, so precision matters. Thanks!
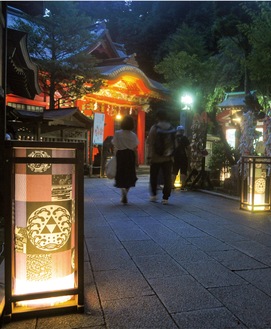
left=172, top=125, right=190, bottom=190
left=147, top=109, right=175, bottom=204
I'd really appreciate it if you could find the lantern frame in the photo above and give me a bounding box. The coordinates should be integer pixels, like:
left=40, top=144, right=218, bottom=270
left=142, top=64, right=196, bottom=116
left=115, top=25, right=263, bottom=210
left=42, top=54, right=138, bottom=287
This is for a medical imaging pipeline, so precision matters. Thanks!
left=240, top=156, right=271, bottom=212
left=4, top=141, right=84, bottom=319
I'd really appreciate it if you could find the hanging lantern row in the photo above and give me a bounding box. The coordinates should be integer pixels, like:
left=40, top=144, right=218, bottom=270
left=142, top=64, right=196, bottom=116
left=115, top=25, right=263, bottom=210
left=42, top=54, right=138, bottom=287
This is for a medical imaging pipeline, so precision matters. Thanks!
left=81, top=99, right=138, bottom=118
left=105, top=104, right=136, bottom=117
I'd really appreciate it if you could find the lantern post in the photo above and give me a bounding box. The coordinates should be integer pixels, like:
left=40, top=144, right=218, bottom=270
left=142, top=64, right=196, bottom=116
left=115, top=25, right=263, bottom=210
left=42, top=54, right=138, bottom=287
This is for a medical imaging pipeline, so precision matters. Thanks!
left=4, top=141, right=84, bottom=320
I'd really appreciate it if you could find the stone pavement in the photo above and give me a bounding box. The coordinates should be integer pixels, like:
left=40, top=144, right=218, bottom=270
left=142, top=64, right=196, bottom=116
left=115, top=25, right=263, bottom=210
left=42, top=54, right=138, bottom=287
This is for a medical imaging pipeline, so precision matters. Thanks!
left=3, top=173, right=271, bottom=329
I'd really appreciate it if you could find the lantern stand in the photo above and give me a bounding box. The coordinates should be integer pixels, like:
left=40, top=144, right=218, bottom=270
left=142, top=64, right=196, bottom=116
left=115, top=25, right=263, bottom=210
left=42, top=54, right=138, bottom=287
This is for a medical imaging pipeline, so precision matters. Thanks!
left=3, top=141, right=84, bottom=321
left=240, top=155, right=271, bottom=212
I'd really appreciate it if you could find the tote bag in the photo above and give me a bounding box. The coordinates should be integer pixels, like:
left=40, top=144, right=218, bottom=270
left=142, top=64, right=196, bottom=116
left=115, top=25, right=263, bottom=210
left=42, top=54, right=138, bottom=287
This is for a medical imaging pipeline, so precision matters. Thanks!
left=105, top=156, right=116, bottom=179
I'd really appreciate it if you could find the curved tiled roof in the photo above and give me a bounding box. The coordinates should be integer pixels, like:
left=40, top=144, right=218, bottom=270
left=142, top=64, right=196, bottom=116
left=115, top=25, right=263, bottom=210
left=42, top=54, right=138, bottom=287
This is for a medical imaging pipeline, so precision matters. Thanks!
left=218, top=92, right=247, bottom=109
left=98, top=65, right=169, bottom=96
left=89, top=23, right=169, bottom=98
left=7, top=29, right=41, bottom=99
left=7, top=107, right=92, bottom=128
left=44, top=108, right=92, bottom=128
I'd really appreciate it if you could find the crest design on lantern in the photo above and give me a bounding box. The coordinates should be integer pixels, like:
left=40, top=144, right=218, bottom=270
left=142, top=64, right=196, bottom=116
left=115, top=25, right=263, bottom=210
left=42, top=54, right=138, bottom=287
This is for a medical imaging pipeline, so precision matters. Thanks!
left=255, top=178, right=266, bottom=194
left=27, top=205, right=72, bottom=252
left=27, top=150, right=52, bottom=173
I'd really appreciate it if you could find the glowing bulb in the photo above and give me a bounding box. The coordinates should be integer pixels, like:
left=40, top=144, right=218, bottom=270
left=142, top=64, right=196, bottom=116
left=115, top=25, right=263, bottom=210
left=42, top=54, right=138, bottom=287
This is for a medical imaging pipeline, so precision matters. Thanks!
left=116, top=110, right=122, bottom=120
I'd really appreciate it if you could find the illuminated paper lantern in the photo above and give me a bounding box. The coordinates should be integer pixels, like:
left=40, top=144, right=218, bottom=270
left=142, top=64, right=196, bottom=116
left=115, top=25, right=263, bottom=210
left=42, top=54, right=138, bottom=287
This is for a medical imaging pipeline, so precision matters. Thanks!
left=240, top=156, right=271, bottom=212
left=4, top=141, right=84, bottom=318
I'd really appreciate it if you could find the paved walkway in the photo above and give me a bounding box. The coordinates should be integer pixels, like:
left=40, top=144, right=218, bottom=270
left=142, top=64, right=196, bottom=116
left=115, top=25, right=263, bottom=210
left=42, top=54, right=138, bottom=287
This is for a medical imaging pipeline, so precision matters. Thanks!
left=3, top=173, right=271, bottom=328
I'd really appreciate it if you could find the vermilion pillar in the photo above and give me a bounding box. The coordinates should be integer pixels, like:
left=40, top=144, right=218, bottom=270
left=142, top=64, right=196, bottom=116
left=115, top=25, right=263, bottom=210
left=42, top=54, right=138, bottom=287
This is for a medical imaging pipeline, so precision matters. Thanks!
left=104, top=113, right=115, bottom=138
left=137, top=109, right=145, bottom=165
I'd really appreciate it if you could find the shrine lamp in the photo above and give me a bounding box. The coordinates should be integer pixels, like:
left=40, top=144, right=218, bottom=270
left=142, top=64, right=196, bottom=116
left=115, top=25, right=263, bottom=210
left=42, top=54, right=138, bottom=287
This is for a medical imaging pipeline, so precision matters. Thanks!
left=4, top=141, right=84, bottom=319
left=181, top=94, right=193, bottom=111
left=180, top=94, right=193, bottom=132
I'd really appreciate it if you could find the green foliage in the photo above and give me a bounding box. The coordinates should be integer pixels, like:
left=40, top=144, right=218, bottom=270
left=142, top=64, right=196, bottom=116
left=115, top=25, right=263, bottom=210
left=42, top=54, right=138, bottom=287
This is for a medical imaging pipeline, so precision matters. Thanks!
left=152, top=2, right=261, bottom=152
left=241, top=2, right=271, bottom=103
left=158, top=24, right=207, bottom=59
left=208, top=141, right=234, bottom=171
left=155, top=51, right=207, bottom=89
left=213, top=37, right=245, bottom=90
left=11, top=2, right=102, bottom=109
left=205, top=87, right=226, bottom=119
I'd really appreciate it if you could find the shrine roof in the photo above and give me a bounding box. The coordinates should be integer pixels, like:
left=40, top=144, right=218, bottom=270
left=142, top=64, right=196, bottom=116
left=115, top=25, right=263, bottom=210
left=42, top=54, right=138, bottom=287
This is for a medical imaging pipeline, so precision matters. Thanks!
left=7, top=29, right=41, bottom=99
left=218, top=92, right=246, bottom=108
left=7, top=106, right=43, bottom=121
left=88, top=23, right=139, bottom=67
left=44, top=108, right=93, bottom=127
left=8, top=2, right=44, bottom=16
left=88, top=23, right=169, bottom=98
left=113, top=42, right=127, bottom=58
left=88, top=22, right=120, bottom=59
left=7, top=107, right=92, bottom=128
left=97, top=64, right=169, bottom=96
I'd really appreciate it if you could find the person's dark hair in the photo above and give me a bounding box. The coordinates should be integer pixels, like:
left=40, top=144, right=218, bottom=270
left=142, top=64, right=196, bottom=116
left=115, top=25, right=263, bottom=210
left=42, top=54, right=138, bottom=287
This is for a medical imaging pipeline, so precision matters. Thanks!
left=121, top=115, right=135, bottom=130
left=156, top=109, right=168, bottom=121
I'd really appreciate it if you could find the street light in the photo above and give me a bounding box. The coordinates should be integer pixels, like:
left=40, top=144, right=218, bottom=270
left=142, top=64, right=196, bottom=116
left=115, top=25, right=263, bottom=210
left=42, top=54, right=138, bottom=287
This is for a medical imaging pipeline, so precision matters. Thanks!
left=181, top=95, right=193, bottom=111
left=173, top=94, right=193, bottom=189
left=180, top=94, right=193, bottom=134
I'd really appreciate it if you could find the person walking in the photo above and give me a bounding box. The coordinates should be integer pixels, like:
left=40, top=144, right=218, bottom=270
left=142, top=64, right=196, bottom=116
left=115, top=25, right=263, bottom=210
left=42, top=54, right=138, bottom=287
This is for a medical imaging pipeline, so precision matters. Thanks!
left=147, top=109, right=175, bottom=204
left=172, top=125, right=190, bottom=190
left=112, top=115, right=139, bottom=204
left=101, top=136, right=114, bottom=177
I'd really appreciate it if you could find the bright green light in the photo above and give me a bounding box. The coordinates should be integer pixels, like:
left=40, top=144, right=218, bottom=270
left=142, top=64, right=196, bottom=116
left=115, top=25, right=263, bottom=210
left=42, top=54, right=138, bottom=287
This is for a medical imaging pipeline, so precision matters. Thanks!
left=181, top=95, right=193, bottom=105
left=181, top=94, right=193, bottom=110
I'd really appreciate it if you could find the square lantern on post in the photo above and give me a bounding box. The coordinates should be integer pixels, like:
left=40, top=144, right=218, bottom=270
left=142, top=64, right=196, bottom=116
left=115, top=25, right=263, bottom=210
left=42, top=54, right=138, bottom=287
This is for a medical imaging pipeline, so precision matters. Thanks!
left=240, top=156, right=271, bottom=212
left=4, top=141, right=84, bottom=319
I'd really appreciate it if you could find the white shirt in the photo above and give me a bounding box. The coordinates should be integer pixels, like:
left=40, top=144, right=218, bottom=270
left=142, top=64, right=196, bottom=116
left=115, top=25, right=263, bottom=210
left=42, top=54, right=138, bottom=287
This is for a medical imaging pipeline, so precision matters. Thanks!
left=112, top=130, right=139, bottom=151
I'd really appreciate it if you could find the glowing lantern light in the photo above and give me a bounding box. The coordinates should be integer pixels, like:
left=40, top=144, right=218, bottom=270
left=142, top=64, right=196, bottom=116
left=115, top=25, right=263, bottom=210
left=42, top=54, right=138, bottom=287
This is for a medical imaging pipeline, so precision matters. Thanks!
left=240, top=156, right=271, bottom=212
left=4, top=141, right=84, bottom=319
left=116, top=109, right=122, bottom=120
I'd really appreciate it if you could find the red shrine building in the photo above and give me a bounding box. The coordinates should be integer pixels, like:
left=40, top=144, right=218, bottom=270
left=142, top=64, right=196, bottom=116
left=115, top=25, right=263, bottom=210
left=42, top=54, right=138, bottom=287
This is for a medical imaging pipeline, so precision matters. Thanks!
left=75, top=22, right=169, bottom=164
left=6, top=21, right=170, bottom=165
